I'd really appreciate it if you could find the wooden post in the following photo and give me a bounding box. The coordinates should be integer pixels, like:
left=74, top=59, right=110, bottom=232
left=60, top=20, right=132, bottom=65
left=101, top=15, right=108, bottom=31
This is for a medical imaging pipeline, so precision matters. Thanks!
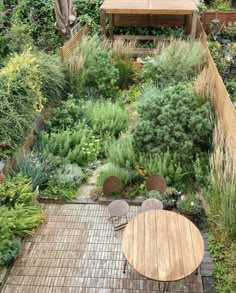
left=100, top=10, right=106, bottom=40
left=60, top=47, right=64, bottom=62
left=191, top=11, right=198, bottom=40
left=185, top=15, right=192, bottom=35
left=109, top=14, right=114, bottom=40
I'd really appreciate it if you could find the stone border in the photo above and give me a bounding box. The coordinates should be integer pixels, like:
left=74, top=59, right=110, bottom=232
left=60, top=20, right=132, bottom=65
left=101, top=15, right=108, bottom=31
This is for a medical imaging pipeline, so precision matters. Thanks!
left=201, top=231, right=216, bottom=293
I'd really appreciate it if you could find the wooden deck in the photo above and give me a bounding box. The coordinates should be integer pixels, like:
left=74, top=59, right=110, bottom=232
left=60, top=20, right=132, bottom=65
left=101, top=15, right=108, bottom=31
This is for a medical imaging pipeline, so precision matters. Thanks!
left=2, top=204, right=204, bottom=293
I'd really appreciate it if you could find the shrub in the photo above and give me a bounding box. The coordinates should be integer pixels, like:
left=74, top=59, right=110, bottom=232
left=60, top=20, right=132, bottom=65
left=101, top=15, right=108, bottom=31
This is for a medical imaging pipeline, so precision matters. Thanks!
left=14, top=151, right=56, bottom=190
left=53, top=164, right=85, bottom=187
left=45, top=98, right=86, bottom=132
left=139, top=151, right=186, bottom=188
left=85, top=101, right=128, bottom=137
left=36, top=51, right=67, bottom=104
left=225, top=78, right=236, bottom=102
left=147, top=190, right=177, bottom=209
left=107, top=138, right=138, bottom=169
left=41, top=125, right=101, bottom=166
left=74, top=0, right=103, bottom=30
left=3, top=204, right=46, bottom=237
left=176, top=194, right=202, bottom=214
left=69, top=35, right=119, bottom=99
left=0, top=174, right=37, bottom=207
left=0, top=238, right=21, bottom=267
left=97, top=163, right=130, bottom=186
left=219, top=26, right=236, bottom=41
left=208, top=233, right=236, bottom=292
left=11, top=0, right=62, bottom=51
left=42, top=183, right=77, bottom=201
left=115, top=56, right=139, bottom=89
left=0, top=49, right=44, bottom=155
left=142, top=39, right=206, bottom=84
left=132, top=83, right=213, bottom=162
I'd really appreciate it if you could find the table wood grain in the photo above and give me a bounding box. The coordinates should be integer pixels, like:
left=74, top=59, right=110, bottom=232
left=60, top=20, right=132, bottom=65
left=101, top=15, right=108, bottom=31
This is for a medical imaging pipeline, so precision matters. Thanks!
left=122, top=210, right=204, bottom=282
left=100, top=0, right=198, bottom=15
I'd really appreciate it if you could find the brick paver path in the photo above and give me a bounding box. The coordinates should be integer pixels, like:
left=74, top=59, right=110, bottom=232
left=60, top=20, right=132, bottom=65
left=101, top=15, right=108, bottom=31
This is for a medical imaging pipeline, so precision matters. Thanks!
left=2, top=204, right=204, bottom=293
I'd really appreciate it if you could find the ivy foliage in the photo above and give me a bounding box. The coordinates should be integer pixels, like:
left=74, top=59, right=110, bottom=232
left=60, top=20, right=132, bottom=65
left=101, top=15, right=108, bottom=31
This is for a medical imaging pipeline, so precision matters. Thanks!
left=132, top=83, right=213, bottom=162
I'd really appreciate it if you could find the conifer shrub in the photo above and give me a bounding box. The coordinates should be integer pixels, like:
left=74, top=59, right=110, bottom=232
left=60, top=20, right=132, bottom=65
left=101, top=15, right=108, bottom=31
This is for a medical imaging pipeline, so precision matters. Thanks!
left=132, top=83, right=213, bottom=162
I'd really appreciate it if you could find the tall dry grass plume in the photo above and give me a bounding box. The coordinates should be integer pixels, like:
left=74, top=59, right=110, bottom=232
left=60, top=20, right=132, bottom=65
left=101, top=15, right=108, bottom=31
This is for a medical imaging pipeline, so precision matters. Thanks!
left=194, top=66, right=216, bottom=103
left=209, top=122, right=236, bottom=241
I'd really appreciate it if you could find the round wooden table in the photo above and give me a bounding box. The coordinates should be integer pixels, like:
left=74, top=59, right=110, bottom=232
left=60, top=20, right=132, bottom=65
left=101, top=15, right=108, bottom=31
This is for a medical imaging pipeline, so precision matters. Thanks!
left=122, top=210, right=204, bottom=289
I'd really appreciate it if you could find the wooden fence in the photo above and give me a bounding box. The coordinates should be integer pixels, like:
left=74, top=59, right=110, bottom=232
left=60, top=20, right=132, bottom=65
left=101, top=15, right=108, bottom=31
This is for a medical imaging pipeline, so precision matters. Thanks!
left=202, top=11, right=236, bottom=33
left=60, top=24, right=91, bottom=61
left=196, top=17, right=236, bottom=162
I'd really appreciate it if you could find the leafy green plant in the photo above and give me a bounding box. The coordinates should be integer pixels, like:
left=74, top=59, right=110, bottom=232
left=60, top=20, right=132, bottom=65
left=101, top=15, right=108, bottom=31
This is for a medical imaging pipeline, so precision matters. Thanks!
left=0, top=49, right=44, bottom=155
left=142, top=39, right=206, bottom=84
left=0, top=238, right=21, bottom=267
left=14, top=151, right=56, bottom=190
left=45, top=97, right=86, bottom=132
left=85, top=101, right=128, bottom=137
left=115, top=56, right=139, bottom=89
left=208, top=41, right=230, bottom=77
left=146, top=190, right=178, bottom=210
left=69, top=35, right=119, bottom=99
left=36, top=51, right=67, bottom=104
left=11, top=0, right=62, bottom=52
left=121, top=85, right=141, bottom=104
left=139, top=151, right=186, bottom=188
left=177, top=194, right=202, bottom=214
left=52, top=164, right=85, bottom=187
left=42, top=183, right=77, bottom=201
left=75, top=0, right=103, bottom=31
left=97, top=163, right=130, bottom=187
left=132, top=83, right=213, bottom=162
left=193, top=154, right=210, bottom=188
left=0, top=174, right=37, bottom=207
left=225, top=78, right=236, bottom=102
left=208, top=233, right=236, bottom=292
left=219, top=26, right=236, bottom=41
left=0, top=204, right=45, bottom=242
left=41, top=125, right=101, bottom=166
left=107, top=138, right=138, bottom=169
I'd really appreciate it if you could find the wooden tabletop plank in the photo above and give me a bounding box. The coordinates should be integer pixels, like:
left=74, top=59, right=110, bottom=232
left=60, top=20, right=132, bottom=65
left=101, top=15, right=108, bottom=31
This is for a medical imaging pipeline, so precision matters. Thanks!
left=122, top=210, right=204, bottom=282
left=189, top=223, right=204, bottom=267
left=144, top=211, right=158, bottom=279
left=167, top=212, right=185, bottom=281
left=123, top=219, right=133, bottom=265
left=100, top=0, right=198, bottom=14
left=155, top=211, right=171, bottom=281
left=134, top=212, right=145, bottom=273
left=177, top=215, right=198, bottom=277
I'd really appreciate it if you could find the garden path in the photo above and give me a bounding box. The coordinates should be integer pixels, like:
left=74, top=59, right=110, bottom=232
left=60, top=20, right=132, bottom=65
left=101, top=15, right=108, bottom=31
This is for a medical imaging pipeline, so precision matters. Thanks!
left=76, top=170, right=99, bottom=200
left=2, top=204, right=204, bottom=293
